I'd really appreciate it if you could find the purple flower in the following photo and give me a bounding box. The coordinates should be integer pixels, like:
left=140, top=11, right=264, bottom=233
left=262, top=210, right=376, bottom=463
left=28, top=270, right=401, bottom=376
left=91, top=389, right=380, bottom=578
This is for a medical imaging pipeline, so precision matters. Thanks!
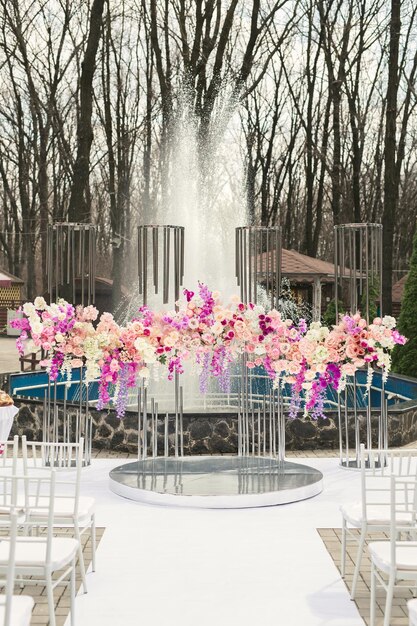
left=392, top=330, right=406, bottom=345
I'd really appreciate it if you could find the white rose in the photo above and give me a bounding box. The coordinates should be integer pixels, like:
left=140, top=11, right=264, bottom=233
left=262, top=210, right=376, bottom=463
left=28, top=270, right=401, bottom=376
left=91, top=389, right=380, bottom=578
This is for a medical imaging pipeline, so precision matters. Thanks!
left=34, top=296, right=47, bottom=310
left=134, top=338, right=146, bottom=352
left=30, top=321, right=43, bottom=335
left=23, top=302, right=36, bottom=316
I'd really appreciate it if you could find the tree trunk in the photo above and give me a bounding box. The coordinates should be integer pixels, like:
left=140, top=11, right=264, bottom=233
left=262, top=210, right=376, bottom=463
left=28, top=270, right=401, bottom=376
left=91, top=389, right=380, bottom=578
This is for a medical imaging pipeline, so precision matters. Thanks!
left=68, top=0, right=105, bottom=223
left=382, top=0, right=401, bottom=315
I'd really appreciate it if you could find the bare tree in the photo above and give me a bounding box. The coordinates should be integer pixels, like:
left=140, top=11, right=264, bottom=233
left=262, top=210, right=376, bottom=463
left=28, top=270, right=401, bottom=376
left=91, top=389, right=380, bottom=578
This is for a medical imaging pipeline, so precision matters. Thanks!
left=68, top=0, right=106, bottom=222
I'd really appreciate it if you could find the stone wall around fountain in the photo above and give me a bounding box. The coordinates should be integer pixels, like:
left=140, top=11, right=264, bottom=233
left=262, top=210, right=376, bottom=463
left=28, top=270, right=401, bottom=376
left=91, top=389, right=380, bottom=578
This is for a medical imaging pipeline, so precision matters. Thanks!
left=11, top=398, right=417, bottom=453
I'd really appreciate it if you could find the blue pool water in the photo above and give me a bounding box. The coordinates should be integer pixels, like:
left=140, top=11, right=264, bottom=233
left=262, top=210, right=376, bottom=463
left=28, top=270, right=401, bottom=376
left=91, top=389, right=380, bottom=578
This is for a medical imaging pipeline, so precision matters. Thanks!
left=10, top=368, right=99, bottom=403
left=9, top=367, right=417, bottom=410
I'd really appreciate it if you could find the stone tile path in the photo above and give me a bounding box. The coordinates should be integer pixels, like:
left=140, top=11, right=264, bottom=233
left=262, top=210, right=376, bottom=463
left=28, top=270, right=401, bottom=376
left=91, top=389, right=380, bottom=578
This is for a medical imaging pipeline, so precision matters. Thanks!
left=91, top=446, right=342, bottom=459
left=4, top=526, right=104, bottom=626
left=319, top=528, right=413, bottom=626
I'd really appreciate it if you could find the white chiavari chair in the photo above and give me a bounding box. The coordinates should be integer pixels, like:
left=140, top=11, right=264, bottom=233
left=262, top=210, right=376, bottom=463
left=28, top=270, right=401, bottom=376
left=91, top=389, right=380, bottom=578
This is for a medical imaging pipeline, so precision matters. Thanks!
left=369, top=476, right=417, bottom=626
left=0, top=472, right=78, bottom=626
left=0, top=436, right=18, bottom=474
left=22, top=436, right=96, bottom=593
left=408, top=598, right=417, bottom=626
left=340, top=444, right=417, bottom=599
left=0, top=509, right=33, bottom=626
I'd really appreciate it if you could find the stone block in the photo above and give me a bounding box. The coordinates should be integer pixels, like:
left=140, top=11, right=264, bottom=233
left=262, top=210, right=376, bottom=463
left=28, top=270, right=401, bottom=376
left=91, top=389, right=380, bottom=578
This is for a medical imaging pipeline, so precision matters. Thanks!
left=287, top=418, right=317, bottom=439
left=209, top=435, right=235, bottom=454
left=17, top=405, right=37, bottom=428
left=111, top=431, right=125, bottom=448
left=105, top=413, right=123, bottom=430
left=191, top=440, right=210, bottom=455
left=214, top=421, right=230, bottom=438
left=189, top=419, right=212, bottom=440
left=98, top=424, right=112, bottom=438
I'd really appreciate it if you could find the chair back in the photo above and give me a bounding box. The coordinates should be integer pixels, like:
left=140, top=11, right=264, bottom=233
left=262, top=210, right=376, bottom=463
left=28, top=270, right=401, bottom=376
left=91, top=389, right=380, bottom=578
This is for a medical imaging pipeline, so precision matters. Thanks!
left=390, top=475, right=417, bottom=572
left=0, top=473, right=56, bottom=587
left=0, top=510, right=19, bottom=626
left=360, top=445, right=417, bottom=523
left=22, top=437, right=82, bottom=470
left=0, top=436, right=18, bottom=474
left=22, top=437, right=83, bottom=517
left=0, top=475, right=20, bottom=516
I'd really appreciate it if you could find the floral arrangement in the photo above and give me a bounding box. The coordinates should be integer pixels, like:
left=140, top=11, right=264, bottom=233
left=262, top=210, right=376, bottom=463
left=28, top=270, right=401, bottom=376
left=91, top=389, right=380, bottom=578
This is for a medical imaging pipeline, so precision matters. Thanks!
left=11, top=285, right=406, bottom=419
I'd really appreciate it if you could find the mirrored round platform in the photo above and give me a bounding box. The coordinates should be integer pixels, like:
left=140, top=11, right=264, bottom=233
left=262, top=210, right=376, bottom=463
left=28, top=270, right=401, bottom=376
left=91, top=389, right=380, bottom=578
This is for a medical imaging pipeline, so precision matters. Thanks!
left=109, top=456, right=323, bottom=508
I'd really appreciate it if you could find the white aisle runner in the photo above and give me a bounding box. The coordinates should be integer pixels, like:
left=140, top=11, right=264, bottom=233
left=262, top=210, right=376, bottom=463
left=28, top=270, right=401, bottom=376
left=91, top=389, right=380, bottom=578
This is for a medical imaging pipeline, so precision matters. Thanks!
left=68, top=458, right=364, bottom=626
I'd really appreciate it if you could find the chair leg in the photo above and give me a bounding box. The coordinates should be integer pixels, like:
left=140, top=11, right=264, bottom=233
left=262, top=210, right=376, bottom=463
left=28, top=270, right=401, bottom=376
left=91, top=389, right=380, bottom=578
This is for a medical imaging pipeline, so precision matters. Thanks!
left=91, top=513, right=96, bottom=572
left=70, top=557, right=76, bottom=626
left=46, top=570, right=56, bottom=626
left=341, top=518, right=346, bottom=577
left=351, top=528, right=366, bottom=600
left=370, top=561, right=376, bottom=626
left=74, top=521, right=88, bottom=593
left=384, top=573, right=395, bottom=626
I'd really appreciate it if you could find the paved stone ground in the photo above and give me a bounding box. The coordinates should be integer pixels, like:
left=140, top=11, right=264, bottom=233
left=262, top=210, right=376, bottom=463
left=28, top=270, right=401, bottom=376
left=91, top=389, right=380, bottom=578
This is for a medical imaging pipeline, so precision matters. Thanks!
left=91, top=442, right=417, bottom=459
left=3, top=526, right=105, bottom=626
left=320, top=528, right=415, bottom=626
left=91, top=446, right=343, bottom=459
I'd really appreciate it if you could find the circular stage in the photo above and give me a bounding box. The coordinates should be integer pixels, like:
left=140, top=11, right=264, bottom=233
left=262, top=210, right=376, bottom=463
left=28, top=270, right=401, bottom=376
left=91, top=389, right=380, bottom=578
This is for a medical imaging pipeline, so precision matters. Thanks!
left=109, top=456, right=323, bottom=508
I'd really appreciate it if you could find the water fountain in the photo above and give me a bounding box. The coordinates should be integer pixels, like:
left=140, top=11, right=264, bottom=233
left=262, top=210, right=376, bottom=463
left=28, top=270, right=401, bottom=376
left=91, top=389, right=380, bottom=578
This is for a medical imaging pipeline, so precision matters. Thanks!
left=108, top=93, right=323, bottom=507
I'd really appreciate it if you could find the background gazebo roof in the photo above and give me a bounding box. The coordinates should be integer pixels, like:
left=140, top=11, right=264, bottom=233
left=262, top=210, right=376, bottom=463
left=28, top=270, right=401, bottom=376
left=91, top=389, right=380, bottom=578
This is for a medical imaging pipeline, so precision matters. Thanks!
left=258, top=248, right=346, bottom=284
left=392, top=275, right=408, bottom=303
left=0, top=268, right=24, bottom=288
left=282, top=249, right=337, bottom=283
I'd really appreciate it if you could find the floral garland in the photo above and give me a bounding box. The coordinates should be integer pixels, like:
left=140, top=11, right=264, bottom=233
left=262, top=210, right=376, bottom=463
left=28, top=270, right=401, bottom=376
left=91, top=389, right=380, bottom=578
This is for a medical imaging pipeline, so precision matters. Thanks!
left=11, top=285, right=406, bottom=418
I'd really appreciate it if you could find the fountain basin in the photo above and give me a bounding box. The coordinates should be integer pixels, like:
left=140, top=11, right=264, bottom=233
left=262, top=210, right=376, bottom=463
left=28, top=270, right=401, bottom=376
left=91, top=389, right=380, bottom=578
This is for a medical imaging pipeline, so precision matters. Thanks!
left=108, top=456, right=323, bottom=508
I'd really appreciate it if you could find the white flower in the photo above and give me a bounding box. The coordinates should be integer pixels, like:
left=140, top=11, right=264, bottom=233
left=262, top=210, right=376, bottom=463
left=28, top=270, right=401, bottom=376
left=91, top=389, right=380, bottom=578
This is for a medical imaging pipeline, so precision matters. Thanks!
left=319, top=326, right=330, bottom=340
left=30, top=321, right=43, bottom=335
left=24, top=339, right=36, bottom=353
left=382, top=315, right=396, bottom=329
left=315, top=346, right=329, bottom=361
left=134, top=337, right=157, bottom=363
left=253, top=305, right=265, bottom=316
left=310, top=321, right=322, bottom=331
left=337, top=373, right=347, bottom=393
left=34, top=296, right=47, bottom=310
left=85, top=362, right=100, bottom=383
left=138, top=367, right=150, bottom=379
left=306, top=329, right=320, bottom=341
left=23, top=302, right=36, bottom=316
left=378, top=337, right=394, bottom=349
left=254, top=344, right=266, bottom=355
